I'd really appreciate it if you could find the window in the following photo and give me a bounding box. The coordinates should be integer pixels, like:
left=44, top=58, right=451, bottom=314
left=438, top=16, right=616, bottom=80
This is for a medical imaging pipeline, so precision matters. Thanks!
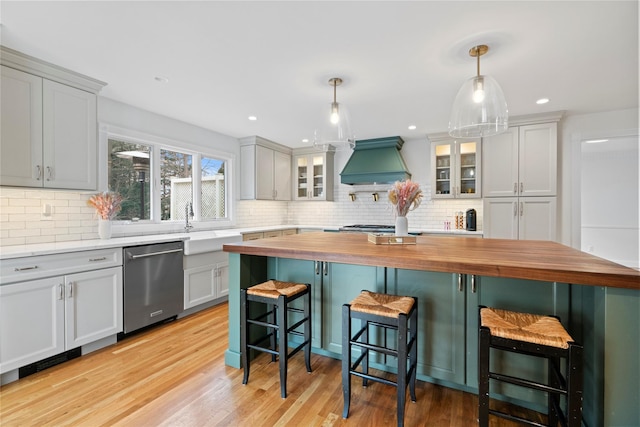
left=108, top=139, right=151, bottom=221
left=107, top=136, right=229, bottom=224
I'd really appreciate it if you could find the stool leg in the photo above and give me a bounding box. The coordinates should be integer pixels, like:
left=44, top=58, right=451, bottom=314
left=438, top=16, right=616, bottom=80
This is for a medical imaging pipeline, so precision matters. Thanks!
left=241, top=289, right=250, bottom=385
left=268, top=303, right=277, bottom=362
left=567, top=344, right=584, bottom=427
left=342, top=304, right=351, bottom=419
left=304, top=286, right=312, bottom=373
left=478, top=327, right=491, bottom=427
left=396, top=313, right=408, bottom=427
left=277, top=295, right=288, bottom=398
left=548, top=355, right=561, bottom=426
left=409, top=304, right=418, bottom=402
left=362, top=318, right=369, bottom=387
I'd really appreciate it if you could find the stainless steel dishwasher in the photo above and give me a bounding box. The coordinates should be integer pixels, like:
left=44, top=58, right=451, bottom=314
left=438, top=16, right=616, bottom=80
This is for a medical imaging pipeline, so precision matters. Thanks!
left=122, top=241, right=184, bottom=334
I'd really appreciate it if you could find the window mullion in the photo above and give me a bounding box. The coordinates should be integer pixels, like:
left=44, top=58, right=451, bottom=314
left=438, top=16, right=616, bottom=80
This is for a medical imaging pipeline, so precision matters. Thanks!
left=192, top=153, right=202, bottom=221
left=151, top=145, right=162, bottom=223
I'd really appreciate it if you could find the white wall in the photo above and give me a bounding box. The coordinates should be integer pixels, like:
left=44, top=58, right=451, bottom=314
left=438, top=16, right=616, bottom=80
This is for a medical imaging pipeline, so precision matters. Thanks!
left=560, top=108, right=639, bottom=248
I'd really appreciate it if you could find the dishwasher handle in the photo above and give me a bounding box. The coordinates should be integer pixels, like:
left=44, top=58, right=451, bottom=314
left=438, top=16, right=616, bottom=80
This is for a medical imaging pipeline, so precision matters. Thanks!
left=128, top=248, right=183, bottom=260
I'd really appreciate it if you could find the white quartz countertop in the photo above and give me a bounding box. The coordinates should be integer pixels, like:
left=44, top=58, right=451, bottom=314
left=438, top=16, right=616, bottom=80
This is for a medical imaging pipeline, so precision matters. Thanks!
left=0, top=224, right=481, bottom=259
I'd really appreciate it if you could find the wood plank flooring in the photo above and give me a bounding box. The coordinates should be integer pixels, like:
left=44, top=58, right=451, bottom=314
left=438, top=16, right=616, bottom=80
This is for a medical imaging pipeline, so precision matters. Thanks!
left=0, top=302, right=545, bottom=426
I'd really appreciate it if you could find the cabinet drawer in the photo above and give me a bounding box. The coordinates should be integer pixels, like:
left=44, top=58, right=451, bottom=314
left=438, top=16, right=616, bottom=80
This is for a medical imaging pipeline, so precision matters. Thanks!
left=263, top=230, right=283, bottom=238
left=1, top=248, right=123, bottom=285
left=282, top=228, right=298, bottom=236
left=242, top=232, right=264, bottom=241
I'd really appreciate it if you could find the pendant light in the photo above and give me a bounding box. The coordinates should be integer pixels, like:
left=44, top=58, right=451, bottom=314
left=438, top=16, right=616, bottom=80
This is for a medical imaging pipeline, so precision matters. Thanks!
left=448, top=45, right=508, bottom=138
left=313, top=77, right=355, bottom=151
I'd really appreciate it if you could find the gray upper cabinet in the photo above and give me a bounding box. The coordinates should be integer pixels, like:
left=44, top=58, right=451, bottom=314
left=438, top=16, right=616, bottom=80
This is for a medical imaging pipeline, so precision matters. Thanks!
left=0, top=47, right=106, bottom=190
left=240, top=136, right=291, bottom=201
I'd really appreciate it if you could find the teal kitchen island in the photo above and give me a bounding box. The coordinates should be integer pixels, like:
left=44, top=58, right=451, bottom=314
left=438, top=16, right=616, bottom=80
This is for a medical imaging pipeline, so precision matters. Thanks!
left=223, top=232, right=639, bottom=426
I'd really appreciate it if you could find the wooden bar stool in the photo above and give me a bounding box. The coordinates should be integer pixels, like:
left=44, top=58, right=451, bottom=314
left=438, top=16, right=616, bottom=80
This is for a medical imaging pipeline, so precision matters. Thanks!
left=342, top=290, right=418, bottom=427
left=478, top=306, right=583, bottom=427
left=240, top=280, right=312, bottom=398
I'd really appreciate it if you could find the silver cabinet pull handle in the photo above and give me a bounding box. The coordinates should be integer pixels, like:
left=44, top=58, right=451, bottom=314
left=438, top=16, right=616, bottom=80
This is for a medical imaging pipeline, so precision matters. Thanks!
left=89, top=257, right=107, bottom=262
left=59, top=284, right=64, bottom=300
left=67, top=282, right=73, bottom=298
left=520, top=202, right=524, bottom=217
left=46, top=166, right=53, bottom=181
left=520, top=182, right=524, bottom=194
left=314, top=261, right=320, bottom=275
left=458, top=273, right=464, bottom=292
left=513, top=202, right=518, bottom=217
left=471, top=274, right=477, bottom=293
left=36, top=165, right=42, bottom=180
left=323, top=261, right=328, bottom=276
left=513, top=182, right=517, bottom=194
left=14, top=265, right=38, bottom=272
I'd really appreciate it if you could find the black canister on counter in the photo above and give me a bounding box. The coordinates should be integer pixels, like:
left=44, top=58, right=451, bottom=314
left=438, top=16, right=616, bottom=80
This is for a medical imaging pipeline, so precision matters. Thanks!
left=466, top=209, right=476, bottom=231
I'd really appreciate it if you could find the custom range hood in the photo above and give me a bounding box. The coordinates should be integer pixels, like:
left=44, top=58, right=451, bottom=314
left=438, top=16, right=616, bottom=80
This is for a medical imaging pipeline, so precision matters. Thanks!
left=340, top=136, right=411, bottom=185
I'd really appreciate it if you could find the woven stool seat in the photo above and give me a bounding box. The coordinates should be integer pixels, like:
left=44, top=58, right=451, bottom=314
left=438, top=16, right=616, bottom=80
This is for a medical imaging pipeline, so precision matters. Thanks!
left=481, top=307, right=574, bottom=349
left=247, top=280, right=308, bottom=299
left=478, top=306, right=583, bottom=427
left=349, top=290, right=415, bottom=318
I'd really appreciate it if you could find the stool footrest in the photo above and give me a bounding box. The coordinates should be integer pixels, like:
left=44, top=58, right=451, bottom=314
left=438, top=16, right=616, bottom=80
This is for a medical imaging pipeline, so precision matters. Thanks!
left=489, top=409, right=548, bottom=427
left=350, top=370, right=398, bottom=388
left=489, top=371, right=568, bottom=395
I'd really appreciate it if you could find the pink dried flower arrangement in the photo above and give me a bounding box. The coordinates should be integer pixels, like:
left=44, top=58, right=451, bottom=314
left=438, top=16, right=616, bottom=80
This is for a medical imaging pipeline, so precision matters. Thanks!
left=388, top=180, right=422, bottom=217
left=87, top=191, right=122, bottom=220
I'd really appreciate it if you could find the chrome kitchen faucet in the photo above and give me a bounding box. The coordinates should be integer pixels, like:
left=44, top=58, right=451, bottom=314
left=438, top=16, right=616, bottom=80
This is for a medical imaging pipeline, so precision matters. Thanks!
left=185, top=202, right=194, bottom=232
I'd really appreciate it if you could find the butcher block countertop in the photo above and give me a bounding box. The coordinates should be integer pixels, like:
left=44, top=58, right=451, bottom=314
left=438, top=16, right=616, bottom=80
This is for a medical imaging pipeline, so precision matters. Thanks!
left=223, top=232, right=640, bottom=290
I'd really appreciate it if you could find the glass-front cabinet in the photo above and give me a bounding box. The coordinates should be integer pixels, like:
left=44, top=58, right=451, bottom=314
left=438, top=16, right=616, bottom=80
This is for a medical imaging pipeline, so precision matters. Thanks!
left=430, top=134, right=481, bottom=199
left=292, top=147, right=334, bottom=201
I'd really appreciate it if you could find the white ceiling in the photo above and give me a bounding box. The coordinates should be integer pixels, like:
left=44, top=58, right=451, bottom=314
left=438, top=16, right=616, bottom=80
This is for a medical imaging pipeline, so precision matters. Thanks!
left=1, top=1, right=638, bottom=148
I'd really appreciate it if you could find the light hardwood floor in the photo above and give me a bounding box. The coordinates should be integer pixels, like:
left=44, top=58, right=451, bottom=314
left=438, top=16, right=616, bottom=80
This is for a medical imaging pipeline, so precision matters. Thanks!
left=0, top=302, right=544, bottom=426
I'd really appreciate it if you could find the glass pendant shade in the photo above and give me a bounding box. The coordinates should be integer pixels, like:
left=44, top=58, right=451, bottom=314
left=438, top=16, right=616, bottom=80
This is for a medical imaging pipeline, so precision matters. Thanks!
left=449, top=74, right=508, bottom=138
left=314, top=77, right=355, bottom=151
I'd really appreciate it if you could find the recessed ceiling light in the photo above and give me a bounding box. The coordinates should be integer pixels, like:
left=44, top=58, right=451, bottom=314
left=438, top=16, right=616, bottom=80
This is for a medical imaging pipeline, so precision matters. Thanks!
left=248, top=116, right=257, bottom=121
left=536, top=98, right=550, bottom=105
left=154, top=76, right=169, bottom=83
left=585, top=139, right=609, bottom=144
left=408, top=125, right=417, bottom=130
left=302, top=138, right=309, bottom=143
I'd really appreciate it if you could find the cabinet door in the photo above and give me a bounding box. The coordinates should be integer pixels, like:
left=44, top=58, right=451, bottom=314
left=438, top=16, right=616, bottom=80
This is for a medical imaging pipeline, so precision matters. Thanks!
left=483, top=197, right=518, bottom=239
left=392, top=270, right=466, bottom=384
left=43, top=79, right=97, bottom=190
left=519, top=123, right=557, bottom=197
left=294, top=155, right=310, bottom=200
left=0, top=277, right=65, bottom=373
left=64, top=267, right=123, bottom=349
left=323, top=263, right=382, bottom=355
left=273, top=150, right=291, bottom=200
left=482, top=127, right=519, bottom=197
left=216, top=260, right=229, bottom=298
left=458, top=140, right=481, bottom=198
left=432, top=141, right=454, bottom=198
left=184, top=264, right=216, bottom=309
left=519, top=197, right=557, bottom=241
left=466, top=276, right=569, bottom=406
left=255, top=144, right=275, bottom=200
left=0, top=66, right=43, bottom=187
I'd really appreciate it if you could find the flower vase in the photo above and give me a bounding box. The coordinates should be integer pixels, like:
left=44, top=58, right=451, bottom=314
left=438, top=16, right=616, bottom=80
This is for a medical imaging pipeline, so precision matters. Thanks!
left=98, top=218, right=112, bottom=239
left=395, top=216, right=408, bottom=236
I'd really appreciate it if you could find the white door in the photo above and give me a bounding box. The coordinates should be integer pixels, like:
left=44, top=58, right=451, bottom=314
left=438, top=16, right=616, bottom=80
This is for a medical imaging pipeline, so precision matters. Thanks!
left=483, top=197, right=519, bottom=239
left=273, top=150, right=291, bottom=200
left=0, top=277, right=65, bottom=373
left=518, top=197, right=557, bottom=241
left=64, top=267, right=123, bottom=349
left=0, top=66, right=43, bottom=187
left=256, top=145, right=275, bottom=200
left=216, top=260, right=230, bottom=298
left=519, top=123, right=557, bottom=197
left=482, top=127, right=518, bottom=197
left=42, top=79, right=97, bottom=190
